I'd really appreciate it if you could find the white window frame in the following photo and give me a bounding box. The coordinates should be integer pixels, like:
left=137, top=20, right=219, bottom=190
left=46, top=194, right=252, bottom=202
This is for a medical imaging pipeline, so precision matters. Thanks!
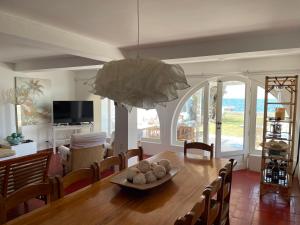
left=172, top=75, right=251, bottom=157
left=171, top=81, right=208, bottom=146
left=100, top=99, right=115, bottom=137
left=137, top=108, right=161, bottom=143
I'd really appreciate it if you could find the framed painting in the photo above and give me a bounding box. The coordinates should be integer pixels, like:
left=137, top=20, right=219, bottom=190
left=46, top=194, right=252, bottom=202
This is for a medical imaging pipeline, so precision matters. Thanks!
left=15, top=77, right=52, bottom=126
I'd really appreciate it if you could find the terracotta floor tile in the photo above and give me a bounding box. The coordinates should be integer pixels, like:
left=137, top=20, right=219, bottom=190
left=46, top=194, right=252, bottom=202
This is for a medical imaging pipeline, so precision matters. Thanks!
left=231, top=217, right=252, bottom=225
left=229, top=170, right=300, bottom=225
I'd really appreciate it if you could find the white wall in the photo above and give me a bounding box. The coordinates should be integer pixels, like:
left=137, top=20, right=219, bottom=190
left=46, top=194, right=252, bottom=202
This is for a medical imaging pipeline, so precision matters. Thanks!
left=74, top=70, right=101, bottom=132
left=0, top=63, right=76, bottom=150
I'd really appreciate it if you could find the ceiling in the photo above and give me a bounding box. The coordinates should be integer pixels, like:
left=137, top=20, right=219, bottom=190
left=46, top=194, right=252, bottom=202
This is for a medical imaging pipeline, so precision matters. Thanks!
left=0, top=33, right=63, bottom=62
left=1, top=0, right=300, bottom=69
left=1, top=0, right=300, bottom=47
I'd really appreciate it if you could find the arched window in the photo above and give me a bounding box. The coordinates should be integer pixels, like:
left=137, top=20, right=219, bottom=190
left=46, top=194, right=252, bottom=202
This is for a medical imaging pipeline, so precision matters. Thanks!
left=137, top=108, right=160, bottom=141
left=100, top=99, right=115, bottom=136
left=176, top=87, right=205, bottom=144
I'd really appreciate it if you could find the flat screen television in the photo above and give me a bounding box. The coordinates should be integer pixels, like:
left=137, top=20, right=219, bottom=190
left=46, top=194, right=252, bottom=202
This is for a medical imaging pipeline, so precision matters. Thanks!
left=53, top=101, right=94, bottom=124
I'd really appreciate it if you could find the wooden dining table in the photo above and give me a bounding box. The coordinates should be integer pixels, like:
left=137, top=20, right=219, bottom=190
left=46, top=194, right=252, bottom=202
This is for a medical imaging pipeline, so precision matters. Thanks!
left=7, top=151, right=229, bottom=225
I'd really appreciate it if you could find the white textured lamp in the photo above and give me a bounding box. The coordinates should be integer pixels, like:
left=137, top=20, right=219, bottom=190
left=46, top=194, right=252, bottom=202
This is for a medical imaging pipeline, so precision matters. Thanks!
left=92, top=0, right=190, bottom=110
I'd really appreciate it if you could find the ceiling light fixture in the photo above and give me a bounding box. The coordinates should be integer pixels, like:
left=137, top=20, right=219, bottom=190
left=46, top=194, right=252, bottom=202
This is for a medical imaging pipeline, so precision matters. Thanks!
left=92, top=0, right=190, bottom=110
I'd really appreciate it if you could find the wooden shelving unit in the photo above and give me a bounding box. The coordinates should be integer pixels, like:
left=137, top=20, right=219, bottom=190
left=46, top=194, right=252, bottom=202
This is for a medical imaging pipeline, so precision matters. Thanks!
left=260, top=76, right=298, bottom=200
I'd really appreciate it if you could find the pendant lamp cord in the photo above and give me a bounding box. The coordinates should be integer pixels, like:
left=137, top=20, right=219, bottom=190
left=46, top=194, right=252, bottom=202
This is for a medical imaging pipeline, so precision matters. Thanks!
left=136, top=0, right=140, bottom=58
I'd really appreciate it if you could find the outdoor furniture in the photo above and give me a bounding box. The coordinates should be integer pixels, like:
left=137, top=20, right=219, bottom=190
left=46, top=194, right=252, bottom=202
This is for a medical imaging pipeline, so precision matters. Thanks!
left=177, top=126, right=195, bottom=141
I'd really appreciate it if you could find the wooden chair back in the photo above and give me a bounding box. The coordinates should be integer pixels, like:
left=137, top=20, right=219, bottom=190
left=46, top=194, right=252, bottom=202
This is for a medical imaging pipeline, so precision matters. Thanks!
left=210, top=158, right=236, bottom=225
left=220, top=159, right=236, bottom=201
left=98, top=154, right=125, bottom=179
left=125, top=147, right=143, bottom=168
left=0, top=150, right=52, bottom=197
left=201, top=177, right=222, bottom=225
left=56, top=165, right=98, bottom=198
left=0, top=181, right=54, bottom=224
left=214, top=168, right=230, bottom=225
left=184, top=141, right=214, bottom=159
left=174, top=196, right=205, bottom=225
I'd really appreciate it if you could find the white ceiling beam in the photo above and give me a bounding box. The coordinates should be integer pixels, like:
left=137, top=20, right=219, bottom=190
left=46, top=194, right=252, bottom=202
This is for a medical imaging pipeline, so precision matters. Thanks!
left=122, top=29, right=300, bottom=63
left=0, top=10, right=124, bottom=61
left=14, top=55, right=103, bottom=72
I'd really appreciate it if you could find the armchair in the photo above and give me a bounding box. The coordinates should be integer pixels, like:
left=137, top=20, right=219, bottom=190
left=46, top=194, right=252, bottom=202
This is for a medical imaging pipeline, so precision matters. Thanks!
left=58, top=132, right=110, bottom=175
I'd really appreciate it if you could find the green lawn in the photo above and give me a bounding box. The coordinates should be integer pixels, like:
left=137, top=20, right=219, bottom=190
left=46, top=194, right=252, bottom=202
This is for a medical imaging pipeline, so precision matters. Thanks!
left=209, top=112, right=244, bottom=137
left=180, top=112, right=264, bottom=142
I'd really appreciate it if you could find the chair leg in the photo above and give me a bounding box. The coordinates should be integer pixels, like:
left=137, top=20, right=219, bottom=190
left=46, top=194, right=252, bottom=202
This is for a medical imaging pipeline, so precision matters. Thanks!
left=24, top=201, right=29, bottom=213
left=62, top=165, right=66, bottom=176
left=225, top=217, right=230, bottom=225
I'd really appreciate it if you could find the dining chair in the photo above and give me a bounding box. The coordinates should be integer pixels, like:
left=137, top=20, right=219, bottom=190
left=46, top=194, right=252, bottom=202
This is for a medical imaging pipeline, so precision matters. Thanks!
left=201, top=177, right=222, bottom=225
left=224, top=159, right=237, bottom=202
left=0, top=181, right=55, bottom=224
left=183, top=141, right=214, bottom=160
left=216, top=159, right=237, bottom=225
left=97, top=154, right=125, bottom=179
left=0, top=150, right=52, bottom=198
left=125, top=147, right=143, bottom=168
left=55, top=165, right=98, bottom=198
left=174, top=196, right=205, bottom=225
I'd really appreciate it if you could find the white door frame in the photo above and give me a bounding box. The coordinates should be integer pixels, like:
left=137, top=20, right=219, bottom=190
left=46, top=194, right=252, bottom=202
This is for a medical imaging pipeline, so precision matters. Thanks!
left=212, top=76, right=251, bottom=158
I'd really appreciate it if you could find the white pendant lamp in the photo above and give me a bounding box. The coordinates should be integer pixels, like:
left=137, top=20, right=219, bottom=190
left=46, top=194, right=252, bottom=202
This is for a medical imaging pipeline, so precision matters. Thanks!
left=92, top=0, right=190, bottom=110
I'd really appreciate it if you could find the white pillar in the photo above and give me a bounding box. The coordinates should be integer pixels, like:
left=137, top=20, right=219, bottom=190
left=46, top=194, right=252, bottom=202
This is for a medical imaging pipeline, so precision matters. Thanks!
left=114, top=104, right=128, bottom=154
left=128, top=108, right=138, bottom=149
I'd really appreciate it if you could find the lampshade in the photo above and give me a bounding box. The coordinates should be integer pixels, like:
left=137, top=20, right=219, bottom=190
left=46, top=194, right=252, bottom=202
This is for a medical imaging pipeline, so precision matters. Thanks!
left=92, top=58, right=190, bottom=110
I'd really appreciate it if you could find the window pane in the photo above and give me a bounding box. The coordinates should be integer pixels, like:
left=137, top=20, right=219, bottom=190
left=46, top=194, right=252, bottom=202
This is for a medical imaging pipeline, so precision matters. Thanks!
left=221, top=81, right=245, bottom=152
left=137, top=109, right=160, bottom=139
left=110, top=100, right=115, bottom=134
left=255, top=87, right=283, bottom=150
left=100, top=99, right=109, bottom=133
left=255, top=87, right=265, bottom=150
left=177, top=88, right=204, bottom=142
left=208, top=82, right=217, bottom=146
left=100, top=99, right=115, bottom=136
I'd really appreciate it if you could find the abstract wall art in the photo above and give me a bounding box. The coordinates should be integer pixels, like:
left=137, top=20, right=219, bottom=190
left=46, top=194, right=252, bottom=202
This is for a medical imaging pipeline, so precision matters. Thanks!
left=15, top=77, right=52, bottom=126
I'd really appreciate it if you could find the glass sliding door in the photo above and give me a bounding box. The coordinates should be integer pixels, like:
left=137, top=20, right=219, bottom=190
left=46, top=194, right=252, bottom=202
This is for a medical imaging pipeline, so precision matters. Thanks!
left=220, top=81, right=245, bottom=153
left=208, top=81, right=217, bottom=147
left=175, top=77, right=249, bottom=158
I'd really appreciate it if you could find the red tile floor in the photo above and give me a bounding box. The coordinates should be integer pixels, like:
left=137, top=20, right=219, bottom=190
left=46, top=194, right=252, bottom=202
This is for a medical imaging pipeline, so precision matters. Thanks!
left=8, top=154, right=300, bottom=225
left=230, top=170, right=300, bottom=225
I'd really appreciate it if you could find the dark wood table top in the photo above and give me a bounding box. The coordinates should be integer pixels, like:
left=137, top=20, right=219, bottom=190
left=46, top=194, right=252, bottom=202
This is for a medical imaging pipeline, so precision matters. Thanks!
left=7, top=151, right=228, bottom=225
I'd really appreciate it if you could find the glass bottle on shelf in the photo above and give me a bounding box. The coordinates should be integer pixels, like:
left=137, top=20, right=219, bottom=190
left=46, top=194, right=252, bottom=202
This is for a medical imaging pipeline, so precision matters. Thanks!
left=271, top=160, right=279, bottom=184
left=265, top=160, right=274, bottom=183
left=278, top=161, right=287, bottom=185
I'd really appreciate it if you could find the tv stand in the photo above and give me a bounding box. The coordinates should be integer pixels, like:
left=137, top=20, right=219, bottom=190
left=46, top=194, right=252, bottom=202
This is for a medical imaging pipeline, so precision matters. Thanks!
left=51, top=123, right=94, bottom=154
left=69, top=122, right=82, bottom=125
